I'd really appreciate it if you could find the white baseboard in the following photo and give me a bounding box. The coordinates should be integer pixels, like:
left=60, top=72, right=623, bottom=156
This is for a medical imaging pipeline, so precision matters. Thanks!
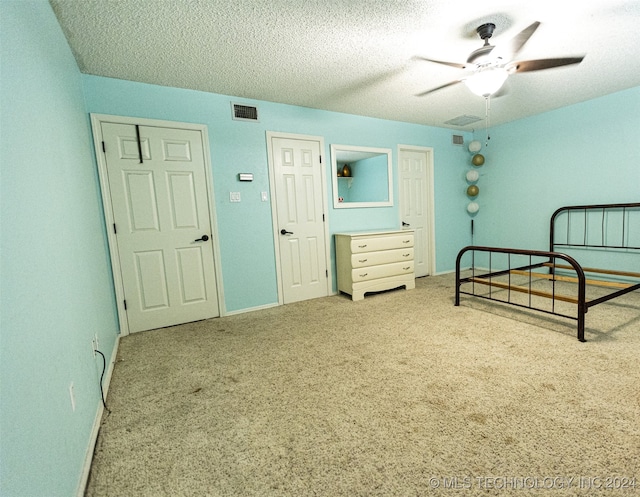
left=432, top=268, right=463, bottom=276
left=76, top=334, right=120, bottom=497
left=223, top=301, right=279, bottom=316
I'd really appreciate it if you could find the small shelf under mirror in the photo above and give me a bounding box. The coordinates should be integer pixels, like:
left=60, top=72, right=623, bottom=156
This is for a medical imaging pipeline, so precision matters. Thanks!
left=338, top=176, right=353, bottom=188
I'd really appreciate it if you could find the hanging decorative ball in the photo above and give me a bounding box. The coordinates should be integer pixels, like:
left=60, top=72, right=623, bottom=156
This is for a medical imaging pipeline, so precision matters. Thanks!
left=468, top=140, right=482, bottom=153
left=466, top=169, right=479, bottom=182
left=471, top=154, right=485, bottom=166
left=467, top=202, right=480, bottom=214
left=467, top=185, right=479, bottom=197
left=342, top=164, right=351, bottom=177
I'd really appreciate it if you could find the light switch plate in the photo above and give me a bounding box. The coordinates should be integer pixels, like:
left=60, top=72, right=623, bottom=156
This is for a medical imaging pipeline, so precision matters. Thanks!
left=230, top=192, right=241, bottom=202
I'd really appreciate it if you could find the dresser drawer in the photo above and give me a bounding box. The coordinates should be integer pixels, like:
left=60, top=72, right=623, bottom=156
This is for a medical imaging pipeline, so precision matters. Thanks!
left=351, top=248, right=414, bottom=268
left=349, top=233, right=414, bottom=253
left=351, top=260, right=414, bottom=282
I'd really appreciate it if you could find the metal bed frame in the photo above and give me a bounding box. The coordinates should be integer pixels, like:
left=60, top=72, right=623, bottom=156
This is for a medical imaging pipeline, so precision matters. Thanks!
left=455, top=202, right=640, bottom=341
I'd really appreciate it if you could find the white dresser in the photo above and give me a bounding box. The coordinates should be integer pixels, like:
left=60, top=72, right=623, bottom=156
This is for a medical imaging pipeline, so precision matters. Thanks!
left=335, top=229, right=415, bottom=301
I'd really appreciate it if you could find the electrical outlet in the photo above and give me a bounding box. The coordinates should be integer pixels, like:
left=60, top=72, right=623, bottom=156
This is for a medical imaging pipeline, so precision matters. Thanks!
left=69, top=382, right=76, bottom=412
left=94, top=333, right=99, bottom=353
left=92, top=337, right=97, bottom=357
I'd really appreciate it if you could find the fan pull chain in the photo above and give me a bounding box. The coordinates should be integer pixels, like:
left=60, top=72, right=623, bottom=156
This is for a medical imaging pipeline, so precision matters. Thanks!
left=484, top=95, right=491, bottom=146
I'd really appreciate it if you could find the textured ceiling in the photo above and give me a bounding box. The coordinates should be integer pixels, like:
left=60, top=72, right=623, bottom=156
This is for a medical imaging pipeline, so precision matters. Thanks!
left=50, top=0, right=640, bottom=129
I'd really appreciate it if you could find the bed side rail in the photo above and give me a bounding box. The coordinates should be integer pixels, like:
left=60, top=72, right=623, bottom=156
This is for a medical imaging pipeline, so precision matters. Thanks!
left=550, top=202, right=640, bottom=252
left=455, top=246, right=588, bottom=341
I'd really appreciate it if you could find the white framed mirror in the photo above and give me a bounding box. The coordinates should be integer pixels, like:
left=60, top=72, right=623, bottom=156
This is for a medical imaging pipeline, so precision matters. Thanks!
left=331, top=144, right=393, bottom=208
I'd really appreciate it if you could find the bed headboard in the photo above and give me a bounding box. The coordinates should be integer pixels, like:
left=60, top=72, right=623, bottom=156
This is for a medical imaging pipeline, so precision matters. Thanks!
left=550, top=202, right=640, bottom=253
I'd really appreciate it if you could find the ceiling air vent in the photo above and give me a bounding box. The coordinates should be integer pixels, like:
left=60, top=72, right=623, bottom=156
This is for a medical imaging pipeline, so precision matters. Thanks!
left=445, top=115, right=482, bottom=127
left=452, top=134, right=464, bottom=146
left=232, top=103, right=259, bottom=122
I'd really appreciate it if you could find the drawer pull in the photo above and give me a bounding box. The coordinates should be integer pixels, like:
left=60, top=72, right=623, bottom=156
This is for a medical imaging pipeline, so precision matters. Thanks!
left=403, top=266, right=411, bottom=271
left=358, top=244, right=368, bottom=248
left=403, top=253, right=410, bottom=257
left=402, top=240, right=411, bottom=244
left=359, top=273, right=368, bottom=277
left=358, top=259, right=368, bottom=263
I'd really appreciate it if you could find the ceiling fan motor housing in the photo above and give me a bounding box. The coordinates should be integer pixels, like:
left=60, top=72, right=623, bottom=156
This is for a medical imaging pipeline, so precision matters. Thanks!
left=476, top=23, right=496, bottom=41
left=466, top=23, right=498, bottom=64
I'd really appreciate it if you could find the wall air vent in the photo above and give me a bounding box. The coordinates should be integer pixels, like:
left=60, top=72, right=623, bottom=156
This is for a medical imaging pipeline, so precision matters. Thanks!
left=452, top=134, right=464, bottom=146
left=232, top=103, right=259, bottom=122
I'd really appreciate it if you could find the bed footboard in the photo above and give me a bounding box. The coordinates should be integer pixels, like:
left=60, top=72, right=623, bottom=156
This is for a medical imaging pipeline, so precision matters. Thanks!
left=455, top=246, right=589, bottom=341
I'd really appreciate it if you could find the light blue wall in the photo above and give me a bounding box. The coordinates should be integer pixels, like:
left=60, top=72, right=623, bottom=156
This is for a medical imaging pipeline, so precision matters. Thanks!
left=468, top=87, right=640, bottom=270
left=0, top=1, right=119, bottom=496
left=82, top=75, right=473, bottom=311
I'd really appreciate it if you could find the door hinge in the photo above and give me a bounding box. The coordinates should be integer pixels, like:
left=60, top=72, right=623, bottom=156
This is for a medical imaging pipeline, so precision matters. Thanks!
left=113, top=223, right=117, bottom=234
left=326, top=269, right=329, bottom=278
left=123, top=299, right=127, bottom=310
left=102, top=141, right=106, bottom=153
left=319, top=155, right=322, bottom=164
left=322, top=214, right=325, bottom=222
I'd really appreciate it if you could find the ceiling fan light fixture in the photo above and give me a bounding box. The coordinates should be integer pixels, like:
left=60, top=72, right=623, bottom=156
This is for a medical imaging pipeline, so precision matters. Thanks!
left=464, top=67, right=508, bottom=97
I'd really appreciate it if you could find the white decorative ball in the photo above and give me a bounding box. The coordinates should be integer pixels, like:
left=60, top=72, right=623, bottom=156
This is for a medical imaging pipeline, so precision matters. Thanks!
left=466, top=169, right=479, bottom=182
left=468, top=140, right=482, bottom=153
left=467, top=202, right=480, bottom=214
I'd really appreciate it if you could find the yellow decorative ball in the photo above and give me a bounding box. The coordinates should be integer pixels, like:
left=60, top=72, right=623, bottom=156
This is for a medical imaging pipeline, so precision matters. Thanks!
left=471, top=154, right=485, bottom=166
left=467, top=185, right=479, bottom=197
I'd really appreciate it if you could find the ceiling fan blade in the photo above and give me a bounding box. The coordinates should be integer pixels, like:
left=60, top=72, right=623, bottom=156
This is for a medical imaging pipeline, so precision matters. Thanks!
left=412, top=56, right=466, bottom=69
left=492, top=21, right=541, bottom=60
left=507, top=56, right=585, bottom=73
left=415, top=79, right=463, bottom=97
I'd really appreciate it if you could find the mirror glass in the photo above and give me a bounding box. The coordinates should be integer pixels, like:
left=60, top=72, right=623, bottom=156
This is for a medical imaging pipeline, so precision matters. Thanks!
left=331, top=144, right=393, bottom=208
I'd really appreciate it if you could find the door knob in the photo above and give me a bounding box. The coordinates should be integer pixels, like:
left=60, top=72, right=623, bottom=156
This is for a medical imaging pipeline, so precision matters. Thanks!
left=194, top=235, right=209, bottom=242
left=280, top=229, right=293, bottom=235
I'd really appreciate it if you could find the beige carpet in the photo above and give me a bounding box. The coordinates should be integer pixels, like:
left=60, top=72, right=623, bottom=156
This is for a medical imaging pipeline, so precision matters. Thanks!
left=86, top=274, right=640, bottom=496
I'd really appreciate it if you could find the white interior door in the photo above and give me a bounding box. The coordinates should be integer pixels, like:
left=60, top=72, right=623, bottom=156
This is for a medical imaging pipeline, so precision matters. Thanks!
left=101, top=122, right=220, bottom=332
left=269, top=134, right=329, bottom=304
left=399, top=146, right=435, bottom=277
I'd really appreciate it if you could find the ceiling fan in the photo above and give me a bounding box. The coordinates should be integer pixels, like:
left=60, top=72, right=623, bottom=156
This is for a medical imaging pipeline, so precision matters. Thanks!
left=415, top=21, right=585, bottom=98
